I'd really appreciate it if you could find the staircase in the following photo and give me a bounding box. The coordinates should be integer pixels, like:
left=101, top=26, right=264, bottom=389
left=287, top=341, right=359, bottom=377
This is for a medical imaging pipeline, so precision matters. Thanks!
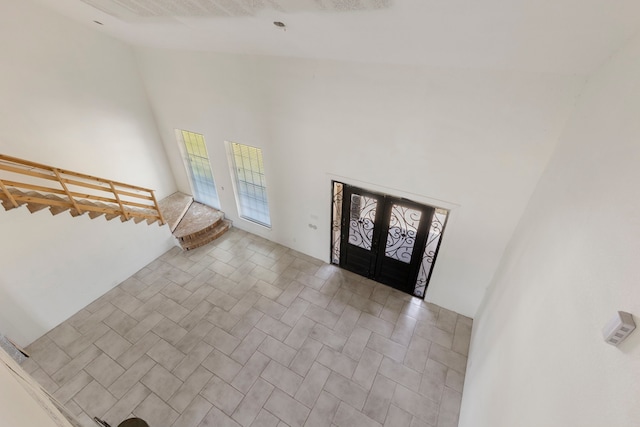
left=159, top=192, right=232, bottom=251
left=0, top=154, right=165, bottom=225
left=0, top=154, right=231, bottom=249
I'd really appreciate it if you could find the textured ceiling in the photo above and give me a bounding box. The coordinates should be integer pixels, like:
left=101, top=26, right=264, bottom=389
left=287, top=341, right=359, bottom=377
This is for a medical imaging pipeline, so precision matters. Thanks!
left=80, top=0, right=392, bottom=20
left=35, top=0, right=640, bottom=74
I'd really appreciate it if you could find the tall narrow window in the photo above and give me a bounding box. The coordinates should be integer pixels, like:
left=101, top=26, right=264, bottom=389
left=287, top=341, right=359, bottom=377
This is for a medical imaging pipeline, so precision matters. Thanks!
left=176, top=130, right=220, bottom=209
left=229, top=142, right=271, bottom=227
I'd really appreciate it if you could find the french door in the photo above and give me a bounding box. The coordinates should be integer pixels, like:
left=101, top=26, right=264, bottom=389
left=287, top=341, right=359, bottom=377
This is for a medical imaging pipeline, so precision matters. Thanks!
left=338, top=184, right=435, bottom=295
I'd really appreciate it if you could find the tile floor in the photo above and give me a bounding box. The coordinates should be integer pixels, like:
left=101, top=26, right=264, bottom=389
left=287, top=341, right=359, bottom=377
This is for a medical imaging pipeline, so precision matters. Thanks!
left=22, top=228, right=472, bottom=427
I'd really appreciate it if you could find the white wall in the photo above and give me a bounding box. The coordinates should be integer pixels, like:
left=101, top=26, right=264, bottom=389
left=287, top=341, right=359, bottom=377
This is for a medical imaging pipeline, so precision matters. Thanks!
left=135, top=49, right=584, bottom=317
left=459, top=34, right=640, bottom=426
left=0, top=0, right=176, bottom=346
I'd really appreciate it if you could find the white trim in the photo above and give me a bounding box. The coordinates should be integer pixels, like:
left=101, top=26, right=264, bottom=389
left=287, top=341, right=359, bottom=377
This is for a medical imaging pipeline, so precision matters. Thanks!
left=326, top=173, right=460, bottom=211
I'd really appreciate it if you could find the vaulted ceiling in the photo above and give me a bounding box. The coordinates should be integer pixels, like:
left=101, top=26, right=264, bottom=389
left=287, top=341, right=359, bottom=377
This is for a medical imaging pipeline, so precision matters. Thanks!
left=36, top=0, right=640, bottom=73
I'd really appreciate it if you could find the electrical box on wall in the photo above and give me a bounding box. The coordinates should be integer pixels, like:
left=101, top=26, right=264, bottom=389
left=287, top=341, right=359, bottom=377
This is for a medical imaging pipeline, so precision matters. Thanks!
left=603, top=311, right=636, bottom=346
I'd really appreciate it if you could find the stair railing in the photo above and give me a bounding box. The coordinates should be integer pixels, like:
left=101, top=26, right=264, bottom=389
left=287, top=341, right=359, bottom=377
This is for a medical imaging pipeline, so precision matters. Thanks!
left=0, top=154, right=165, bottom=225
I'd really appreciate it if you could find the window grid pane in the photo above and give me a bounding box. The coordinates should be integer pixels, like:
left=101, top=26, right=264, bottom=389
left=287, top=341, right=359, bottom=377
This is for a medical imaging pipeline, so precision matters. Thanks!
left=231, top=142, right=271, bottom=227
left=179, top=130, right=220, bottom=209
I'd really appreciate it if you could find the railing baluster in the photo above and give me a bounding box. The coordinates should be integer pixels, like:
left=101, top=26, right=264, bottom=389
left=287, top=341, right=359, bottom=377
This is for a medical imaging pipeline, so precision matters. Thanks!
left=149, top=190, right=165, bottom=225
left=0, top=179, right=19, bottom=208
left=52, top=168, right=82, bottom=215
left=109, top=182, right=129, bottom=220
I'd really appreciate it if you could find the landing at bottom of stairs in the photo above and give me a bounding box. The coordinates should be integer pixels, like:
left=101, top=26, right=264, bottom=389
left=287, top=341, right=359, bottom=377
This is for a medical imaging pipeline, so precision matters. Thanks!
left=159, top=192, right=232, bottom=251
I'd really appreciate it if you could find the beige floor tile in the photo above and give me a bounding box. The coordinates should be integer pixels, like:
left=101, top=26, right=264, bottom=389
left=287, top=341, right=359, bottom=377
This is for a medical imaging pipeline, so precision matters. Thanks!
left=231, top=350, right=270, bottom=394
left=378, top=357, right=421, bottom=392
left=53, top=370, right=94, bottom=404
left=23, top=229, right=471, bottom=427
left=255, top=315, right=292, bottom=342
left=428, top=343, right=468, bottom=374
left=146, top=338, right=186, bottom=370
left=366, top=333, right=407, bottom=363
left=103, top=382, right=150, bottom=425
left=85, top=353, right=125, bottom=388
left=283, top=316, right=316, bottom=350
left=74, top=380, right=117, bottom=418
left=140, top=363, right=183, bottom=401
left=332, top=305, right=361, bottom=338
left=134, top=392, right=179, bottom=426
left=205, top=326, right=242, bottom=355
left=202, top=349, right=243, bottom=383
left=109, top=354, right=155, bottom=398
left=333, top=401, right=382, bottom=427
left=173, top=340, right=214, bottom=381
left=232, top=378, right=274, bottom=427
left=362, top=374, right=396, bottom=423
left=294, top=362, right=331, bottom=408
left=384, top=405, right=412, bottom=427
left=169, top=365, right=213, bottom=413
left=252, top=408, right=281, bottom=427
left=231, top=328, right=267, bottom=365
left=356, top=313, right=395, bottom=338
left=392, top=385, right=439, bottom=426
left=263, top=388, right=310, bottom=427
left=437, top=386, right=462, bottom=427
left=303, top=391, right=340, bottom=427
left=316, top=346, right=357, bottom=379
left=289, top=338, right=324, bottom=377
left=171, top=395, right=213, bottom=427
left=352, top=348, right=383, bottom=390
left=260, top=359, right=304, bottom=397
left=258, top=336, right=297, bottom=366
left=304, top=305, right=340, bottom=329
left=341, top=326, right=371, bottom=361
left=323, top=371, right=369, bottom=410
left=199, top=405, right=242, bottom=427
left=201, top=375, right=245, bottom=415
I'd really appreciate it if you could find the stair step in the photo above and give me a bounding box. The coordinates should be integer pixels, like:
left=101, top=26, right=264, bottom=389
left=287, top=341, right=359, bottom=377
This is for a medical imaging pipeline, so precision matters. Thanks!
left=25, top=191, right=52, bottom=213
left=91, top=202, right=120, bottom=221
left=147, top=216, right=161, bottom=226
left=180, top=220, right=232, bottom=251
left=174, top=202, right=225, bottom=242
left=86, top=201, right=106, bottom=219
left=75, top=200, right=100, bottom=218
left=47, top=194, right=72, bottom=215
left=0, top=188, right=27, bottom=210
left=132, top=209, right=157, bottom=224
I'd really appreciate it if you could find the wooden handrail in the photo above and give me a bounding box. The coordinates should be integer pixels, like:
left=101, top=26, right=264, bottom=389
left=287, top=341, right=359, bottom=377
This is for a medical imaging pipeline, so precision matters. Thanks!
left=0, top=154, right=155, bottom=192
left=0, top=153, right=164, bottom=225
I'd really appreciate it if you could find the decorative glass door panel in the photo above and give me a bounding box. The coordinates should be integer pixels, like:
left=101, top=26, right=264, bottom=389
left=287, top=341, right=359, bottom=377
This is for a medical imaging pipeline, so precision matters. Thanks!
left=375, top=199, right=433, bottom=294
left=348, top=194, right=378, bottom=251
left=339, top=187, right=385, bottom=278
left=385, top=204, right=422, bottom=263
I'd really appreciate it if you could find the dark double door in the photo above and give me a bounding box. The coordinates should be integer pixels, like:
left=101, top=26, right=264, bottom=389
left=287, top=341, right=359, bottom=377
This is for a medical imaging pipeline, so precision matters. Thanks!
left=339, top=185, right=434, bottom=295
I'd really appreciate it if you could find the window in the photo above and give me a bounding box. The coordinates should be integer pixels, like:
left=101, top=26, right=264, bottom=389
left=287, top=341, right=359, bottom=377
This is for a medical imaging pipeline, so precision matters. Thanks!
left=229, top=142, right=271, bottom=227
left=176, top=130, right=220, bottom=209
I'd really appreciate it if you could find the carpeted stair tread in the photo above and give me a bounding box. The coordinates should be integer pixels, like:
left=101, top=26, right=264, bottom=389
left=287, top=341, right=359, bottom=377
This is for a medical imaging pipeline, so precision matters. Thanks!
left=181, top=220, right=232, bottom=251
left=159, top=192, right=194, bottom=232
left=173, top=202, right=225, bottom=241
